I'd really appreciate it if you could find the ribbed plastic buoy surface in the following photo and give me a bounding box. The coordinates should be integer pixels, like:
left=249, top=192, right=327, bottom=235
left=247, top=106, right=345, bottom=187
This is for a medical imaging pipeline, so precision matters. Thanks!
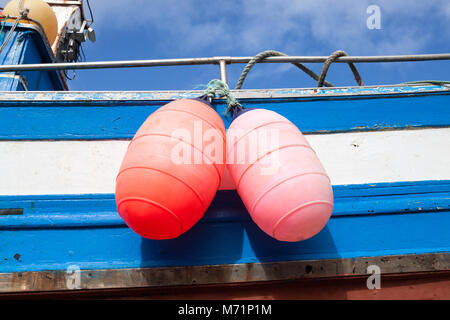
left=227, top=109, right=333, bottom=242
left=116, top=99, right=226, bottom=239
left=4, top=0, right=58, bottom=45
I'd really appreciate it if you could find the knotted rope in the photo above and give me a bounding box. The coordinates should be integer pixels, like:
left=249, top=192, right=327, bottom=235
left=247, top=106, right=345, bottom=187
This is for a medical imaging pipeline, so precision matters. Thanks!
left=204, top=79, right=244, bottom=117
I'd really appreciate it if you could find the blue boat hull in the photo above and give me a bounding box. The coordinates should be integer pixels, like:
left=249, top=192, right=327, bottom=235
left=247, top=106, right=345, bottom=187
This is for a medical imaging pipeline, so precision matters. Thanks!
left=0, top=85, right=449, bottom=293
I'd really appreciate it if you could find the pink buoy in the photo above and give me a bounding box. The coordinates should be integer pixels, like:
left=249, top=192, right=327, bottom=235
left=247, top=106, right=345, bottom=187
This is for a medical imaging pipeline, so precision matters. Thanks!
left=226, top=109, right=333, bottom=242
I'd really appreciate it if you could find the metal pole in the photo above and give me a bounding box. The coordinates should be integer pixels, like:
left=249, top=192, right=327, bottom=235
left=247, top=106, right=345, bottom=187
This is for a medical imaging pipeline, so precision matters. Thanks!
left=230, top=53, right=450, bottom=64
left=0, top=53, right=448, bottom=72
left=219, top=59, right=228, bottom=85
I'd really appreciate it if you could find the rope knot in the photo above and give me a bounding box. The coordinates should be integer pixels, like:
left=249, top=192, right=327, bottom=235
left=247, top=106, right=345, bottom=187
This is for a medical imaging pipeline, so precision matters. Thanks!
left=20, top=8, right=29, bottom=19
left=204, top=79, right=243, bottom=116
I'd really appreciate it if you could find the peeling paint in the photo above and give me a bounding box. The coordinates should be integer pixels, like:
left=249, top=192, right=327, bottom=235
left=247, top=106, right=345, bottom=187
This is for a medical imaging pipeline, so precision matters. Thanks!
left=0, top=84, right=448, bottom=102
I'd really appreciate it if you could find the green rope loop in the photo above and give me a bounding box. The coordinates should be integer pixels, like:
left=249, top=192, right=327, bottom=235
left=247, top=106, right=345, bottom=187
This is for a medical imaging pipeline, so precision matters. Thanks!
left=0, top=15, right=10, bottom=39
left=204, top=79, right=243, bottom=116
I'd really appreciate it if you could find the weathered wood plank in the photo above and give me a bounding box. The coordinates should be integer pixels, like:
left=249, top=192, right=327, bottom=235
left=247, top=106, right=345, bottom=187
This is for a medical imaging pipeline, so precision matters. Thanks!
left=0, top=253, right=448, bottom=293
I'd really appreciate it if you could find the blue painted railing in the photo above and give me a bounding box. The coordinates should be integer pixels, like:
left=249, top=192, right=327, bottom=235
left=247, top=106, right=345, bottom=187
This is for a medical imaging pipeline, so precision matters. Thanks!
left=0, top=88, right=448, bottom=140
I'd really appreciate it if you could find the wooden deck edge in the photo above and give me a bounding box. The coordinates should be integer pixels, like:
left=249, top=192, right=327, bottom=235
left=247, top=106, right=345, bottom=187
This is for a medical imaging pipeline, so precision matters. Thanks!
left=0, top=252, right=449, bottom=294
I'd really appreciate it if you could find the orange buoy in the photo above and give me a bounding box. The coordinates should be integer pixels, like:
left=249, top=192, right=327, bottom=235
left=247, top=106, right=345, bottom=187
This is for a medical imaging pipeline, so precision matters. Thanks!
left=3, top=0, right=58, bottom=45
left=115, top=97, right=226, bottom=240
left=227, top=109, right=333, bottom=242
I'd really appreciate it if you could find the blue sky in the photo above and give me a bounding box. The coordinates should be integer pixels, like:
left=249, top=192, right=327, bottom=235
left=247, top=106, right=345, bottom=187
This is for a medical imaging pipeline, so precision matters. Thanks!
left=3, top=0, right=450, bottom=91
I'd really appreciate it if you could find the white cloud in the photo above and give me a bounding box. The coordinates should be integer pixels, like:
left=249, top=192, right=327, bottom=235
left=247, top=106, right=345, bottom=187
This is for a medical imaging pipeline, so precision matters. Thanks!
left=1, top=0, right=447, bottom=82
left=1, top=0, right=447, bottom=56
left=88, top=0, right=449, bottom=56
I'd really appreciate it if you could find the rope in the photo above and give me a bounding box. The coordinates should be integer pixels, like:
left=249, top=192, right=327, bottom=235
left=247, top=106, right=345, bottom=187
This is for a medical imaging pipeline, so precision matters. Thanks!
left=317, top=50, right=364, bottom=87
left=0, top=14, right=10, bottom=42
left=17, top=30, right=33, bottom=42
left=204, top=79, right=244, bottom=117
left=0, top=17, right=21, bottom=54
left=235, top=50, right=333, bottom=89
left=0, top=1, right=29, bottom=55
left=402, top=80, right=450, bottom=86
left=84, top=0, right=94, bottom=26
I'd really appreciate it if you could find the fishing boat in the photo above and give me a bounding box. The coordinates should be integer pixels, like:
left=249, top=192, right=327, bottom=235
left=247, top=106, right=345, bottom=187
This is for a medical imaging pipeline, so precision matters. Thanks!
left=0, top=0, right=449, bottom=299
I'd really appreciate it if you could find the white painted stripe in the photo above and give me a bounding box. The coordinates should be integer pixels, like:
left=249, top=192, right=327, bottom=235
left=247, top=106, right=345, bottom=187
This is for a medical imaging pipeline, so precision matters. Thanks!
left=0, top=141, right=128, bottom=196
left=0, top=128, right=449, bottom=196
left=309, top=128, right=450, bottom=186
